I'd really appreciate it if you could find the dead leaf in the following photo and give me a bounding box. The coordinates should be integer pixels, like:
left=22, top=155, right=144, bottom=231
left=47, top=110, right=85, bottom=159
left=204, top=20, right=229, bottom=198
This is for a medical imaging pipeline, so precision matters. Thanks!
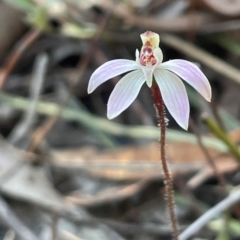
left=228, top=128, right=240, bottom=143
left=0, top=165, right=65, bottom=211
left=187, top=128, right=240, bottom=189
left=0, top=138, right=65, bottom=211
left=202, top=0, right=240, bottom=16
left=187, top=155, right=238, bottom=189
left=51, top=141, right=232, bottom=180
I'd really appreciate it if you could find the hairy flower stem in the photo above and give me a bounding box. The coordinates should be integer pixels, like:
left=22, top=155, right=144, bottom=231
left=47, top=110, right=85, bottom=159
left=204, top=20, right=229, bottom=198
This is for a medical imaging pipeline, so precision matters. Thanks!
left=151, top=81, right=179, bottom=240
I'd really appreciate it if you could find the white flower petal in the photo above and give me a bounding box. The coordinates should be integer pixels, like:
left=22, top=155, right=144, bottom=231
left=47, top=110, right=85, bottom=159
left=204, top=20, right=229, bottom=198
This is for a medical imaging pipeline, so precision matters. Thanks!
left=154, top=69, right=190, bottom=130
left=107, top=70, right=145, bottom=119
left=153, top=47, right=163, bottom=63
left=135, top=49, right=139, bottom=61
left=161, top=60, right=211, bottom=101
left=141, top=66, right=154, bottom=87
left=88, top=59, right=139, bottom=93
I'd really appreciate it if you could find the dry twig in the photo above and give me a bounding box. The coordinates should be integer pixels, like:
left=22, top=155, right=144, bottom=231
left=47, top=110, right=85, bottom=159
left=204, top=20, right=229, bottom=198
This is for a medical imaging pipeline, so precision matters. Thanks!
left=0, top=30, right=41, bottom=89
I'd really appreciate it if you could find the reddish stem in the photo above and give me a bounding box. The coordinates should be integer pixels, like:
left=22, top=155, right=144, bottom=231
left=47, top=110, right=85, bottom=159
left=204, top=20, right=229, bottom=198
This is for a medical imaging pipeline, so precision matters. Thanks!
left=151, top=82, right=179, bottom=240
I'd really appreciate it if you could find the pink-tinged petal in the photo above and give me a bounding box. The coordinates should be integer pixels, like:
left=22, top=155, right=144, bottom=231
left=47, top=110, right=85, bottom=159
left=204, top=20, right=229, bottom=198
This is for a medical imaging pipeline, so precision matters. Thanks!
left=154, top=69, right=189, bottom=130
left=161, top=60, right=211, bottom=101
left=88, top=59, right=139, bottom=93
left=107, top=70, right=145, bottom=119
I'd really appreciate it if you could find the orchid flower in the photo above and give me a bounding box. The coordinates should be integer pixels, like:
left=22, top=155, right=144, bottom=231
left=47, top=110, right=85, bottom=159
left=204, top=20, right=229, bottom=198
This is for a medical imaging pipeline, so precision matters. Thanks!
left=88, top=31, right=211, bottom=130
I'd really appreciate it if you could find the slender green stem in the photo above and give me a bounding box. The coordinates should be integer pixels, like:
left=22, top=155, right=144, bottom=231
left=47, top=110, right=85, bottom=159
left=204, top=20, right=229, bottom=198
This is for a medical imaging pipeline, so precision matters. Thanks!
left=151, top=82, right=179, bottom=240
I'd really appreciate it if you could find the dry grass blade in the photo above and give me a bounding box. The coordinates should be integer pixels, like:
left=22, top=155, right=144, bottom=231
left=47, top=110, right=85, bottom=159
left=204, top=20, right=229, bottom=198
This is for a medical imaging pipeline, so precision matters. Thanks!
left=100, top=2, right=220, bottom=32
left=27, top=114, right=60, bottom=152
left=0, top=93, right=229, bottom=152
left=8, top=53, right=48, bottom=146
left=51, top=214, right=58, bottom=240
left=66, top=177, right=152, bottom=206
left=0, top=197, right=38, bottom=240
left=203, top=0, right=240, bottom=16
left=3, top=230, right=15, bottom=240
left=179, top=187, right=240, bottom=240
left=61, top=230, right=85, bottom=240
left=189, top=119, right=227, bottom=188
